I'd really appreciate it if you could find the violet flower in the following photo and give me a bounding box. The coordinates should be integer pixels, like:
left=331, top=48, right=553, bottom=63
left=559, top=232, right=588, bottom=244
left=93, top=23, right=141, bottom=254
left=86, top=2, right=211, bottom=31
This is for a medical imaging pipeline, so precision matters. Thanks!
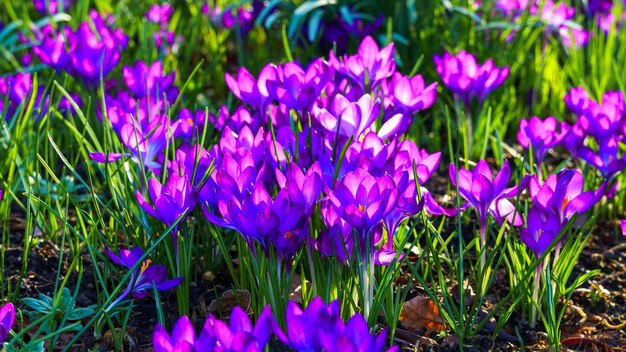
left=578, top=137, right=626, bottom=178
left=0, top=302, right=15, bottom=343
left=122, top=61, right=177, bottom=99
left=434, top=51, right=509, bottom=108
left=384, top=72, right=438, bottom=116
left=265, top=59, right=331, bottom=112
left=225, top=65, right=278, bottom=112
left=32, top=25, right=75, bottom=70
left=153, top=306, right=275, bottom=352
left=528, top=170, right=605, bottom=228
left=68, top=11, right=128, bottom=83
left=449, top=160, right=526, bottom=242
left=0, top=72, right=33, bottom=119
left=517, top=116, right=569, bottom=166
left=274, top=297, right=399, bottom=352
left=520, top=207, right=561, bottom=258
left=315, top=94, right=402, bottom=142
left=146, top=3, right=173, bottom=25
left=136, top=172, right=197, bottom=230
left=89, top=112, right=177, bottom=171
left=325, top=169, right=398, bottom=249
left=329, top=36, right=396, bottom=92
left=206, top=163, right=322, bottom=263
left=105, top=246, right=182, bottom=301
left=621, top=219, right=626, bottom=236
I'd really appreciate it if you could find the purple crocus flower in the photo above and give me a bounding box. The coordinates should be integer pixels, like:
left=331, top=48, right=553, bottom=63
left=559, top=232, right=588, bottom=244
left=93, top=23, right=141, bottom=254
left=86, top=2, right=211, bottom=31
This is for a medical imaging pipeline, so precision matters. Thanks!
left=520, top=207, right=561, bottom=258
left=384, top=72, right=438, bottom=116
left=564, top=86, right=592, bottom=116
left=146, top=3, right=173, bottom=25
left=578, top=137, right=626, bottom=178
left=136, top=171, right=197, bottom=230
left=0, top=302, right=15, bottom=343
left=265, top=59, right=331, bottom=112
left=517, top=116, right=570, bottom=165
left=315, top=94, right=402, bottom=142
left=206, top=163, right=322, bottom=263
left=434, top=51, right=509, bottom=107
left=0, top=72, right=33, bottom=119
left=122, top=60, right=177, bottom=99
left=67, top=11, right=128, bottom=83
left=105, top=246, right=183, bottom=301
left=274, top=297, right=399, bottom=352
left=225, top=64, right=278, bottom=112
left=325, top=169, right=398, bottom=248
left=329, top=36, right=396, bottom=92
left=621, top=219, right=626, bottom=236
left=449, top=160, right=526, bottom=242
left=153, top=306, right=275, bottom=352
left=32, top=25, right=75, bottom=70
left=89, top=112, right=176, bottom=171
left=528, top=170, right=605, bottom=228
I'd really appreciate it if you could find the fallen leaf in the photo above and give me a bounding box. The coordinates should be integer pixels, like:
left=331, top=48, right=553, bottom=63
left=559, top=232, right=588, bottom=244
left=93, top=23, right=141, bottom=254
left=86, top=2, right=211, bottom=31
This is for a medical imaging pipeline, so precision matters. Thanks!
left=207, top=289, right=252, bottom=316
left=561, top=336, right=614, bottom=352
left=399, top=295, right=445, bottom=335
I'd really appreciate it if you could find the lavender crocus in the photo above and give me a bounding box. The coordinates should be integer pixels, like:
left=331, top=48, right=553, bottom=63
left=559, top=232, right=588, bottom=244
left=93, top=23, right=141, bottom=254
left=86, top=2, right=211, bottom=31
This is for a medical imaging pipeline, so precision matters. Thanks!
left=520, top=207, right=560, bottom=258
left=325, top=169, right=398, bottom=245
left=329, top=36, right=396, bottom=92
left=136, top=172, right=197, bottom=230
left=528, top=170, right=605, bottom=228
left=578, top=137, right=626, bottom=178
left=384, top=72, right=438, bottom=116
left=517, top=116, right=570, bottom=166
left=146, top=3, right=173, bottom=25
left=122, top=61, right=177, bottom=99
left=265, top=59, right=331, bottom=112
left=274, top=297, right=399, bottom=352
left=68, top=11, right=128, bottom=83
left=105, top=246, right=183, bottom=301
left=0, top=302, right=15, bottom=343
left=449, top=160, right=526, bottom=252
left=434, top=51, right=509, bottom=107
left=153, top=306, right=275, bottom=352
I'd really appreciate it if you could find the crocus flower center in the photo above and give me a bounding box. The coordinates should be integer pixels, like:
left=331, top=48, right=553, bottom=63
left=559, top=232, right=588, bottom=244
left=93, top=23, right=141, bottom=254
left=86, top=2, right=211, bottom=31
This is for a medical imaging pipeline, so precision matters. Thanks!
left=285, top=231, right=292, bottom=239
left=187, top=118, right=193, bottom=126
left=535, top=228, right=543, bottom=241
left=359, top=128, right=371, bottom=142
left=358, top=204, right=366, bottom=213
left=561, top=198, right=569, bottom=211
left=140, top=259, right=152, bottom=274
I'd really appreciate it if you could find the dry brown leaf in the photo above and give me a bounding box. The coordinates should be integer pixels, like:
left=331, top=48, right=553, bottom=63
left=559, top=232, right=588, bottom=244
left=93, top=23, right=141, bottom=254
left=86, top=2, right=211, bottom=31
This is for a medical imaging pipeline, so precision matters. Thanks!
left=399, top=295, right=445, bottom=335
left=207, top=289, right=252, bottom=316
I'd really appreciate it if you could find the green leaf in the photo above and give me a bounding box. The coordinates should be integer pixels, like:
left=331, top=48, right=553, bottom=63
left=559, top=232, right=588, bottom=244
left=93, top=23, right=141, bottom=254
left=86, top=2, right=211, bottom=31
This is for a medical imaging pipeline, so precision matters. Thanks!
left=22, top=297, right=51, bottom=313
left=67, top=307, right=97, bottom=321
left=307, top=9, right=325, bottom=43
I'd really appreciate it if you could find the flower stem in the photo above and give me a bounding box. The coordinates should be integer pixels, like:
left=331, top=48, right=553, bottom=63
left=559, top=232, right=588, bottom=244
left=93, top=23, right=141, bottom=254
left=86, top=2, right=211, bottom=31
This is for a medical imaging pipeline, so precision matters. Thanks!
left=530, top=262, right=542, bottom=329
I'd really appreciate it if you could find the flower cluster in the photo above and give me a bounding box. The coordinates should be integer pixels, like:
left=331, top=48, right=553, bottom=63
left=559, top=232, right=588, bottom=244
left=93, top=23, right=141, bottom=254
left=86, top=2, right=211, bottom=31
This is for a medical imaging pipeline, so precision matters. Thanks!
left=494, top=0, right=589, bottom=47
left=0, top=72, right=80, bottom=121
left=146, top=3, right=183, bottom=54
left=30, top=10, right=128, bottom=84
left=153, top=297, right=399, bottom=352
left=87, top=36, right=441, bottom=267
left=563, top=87, right=626, bottom=180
